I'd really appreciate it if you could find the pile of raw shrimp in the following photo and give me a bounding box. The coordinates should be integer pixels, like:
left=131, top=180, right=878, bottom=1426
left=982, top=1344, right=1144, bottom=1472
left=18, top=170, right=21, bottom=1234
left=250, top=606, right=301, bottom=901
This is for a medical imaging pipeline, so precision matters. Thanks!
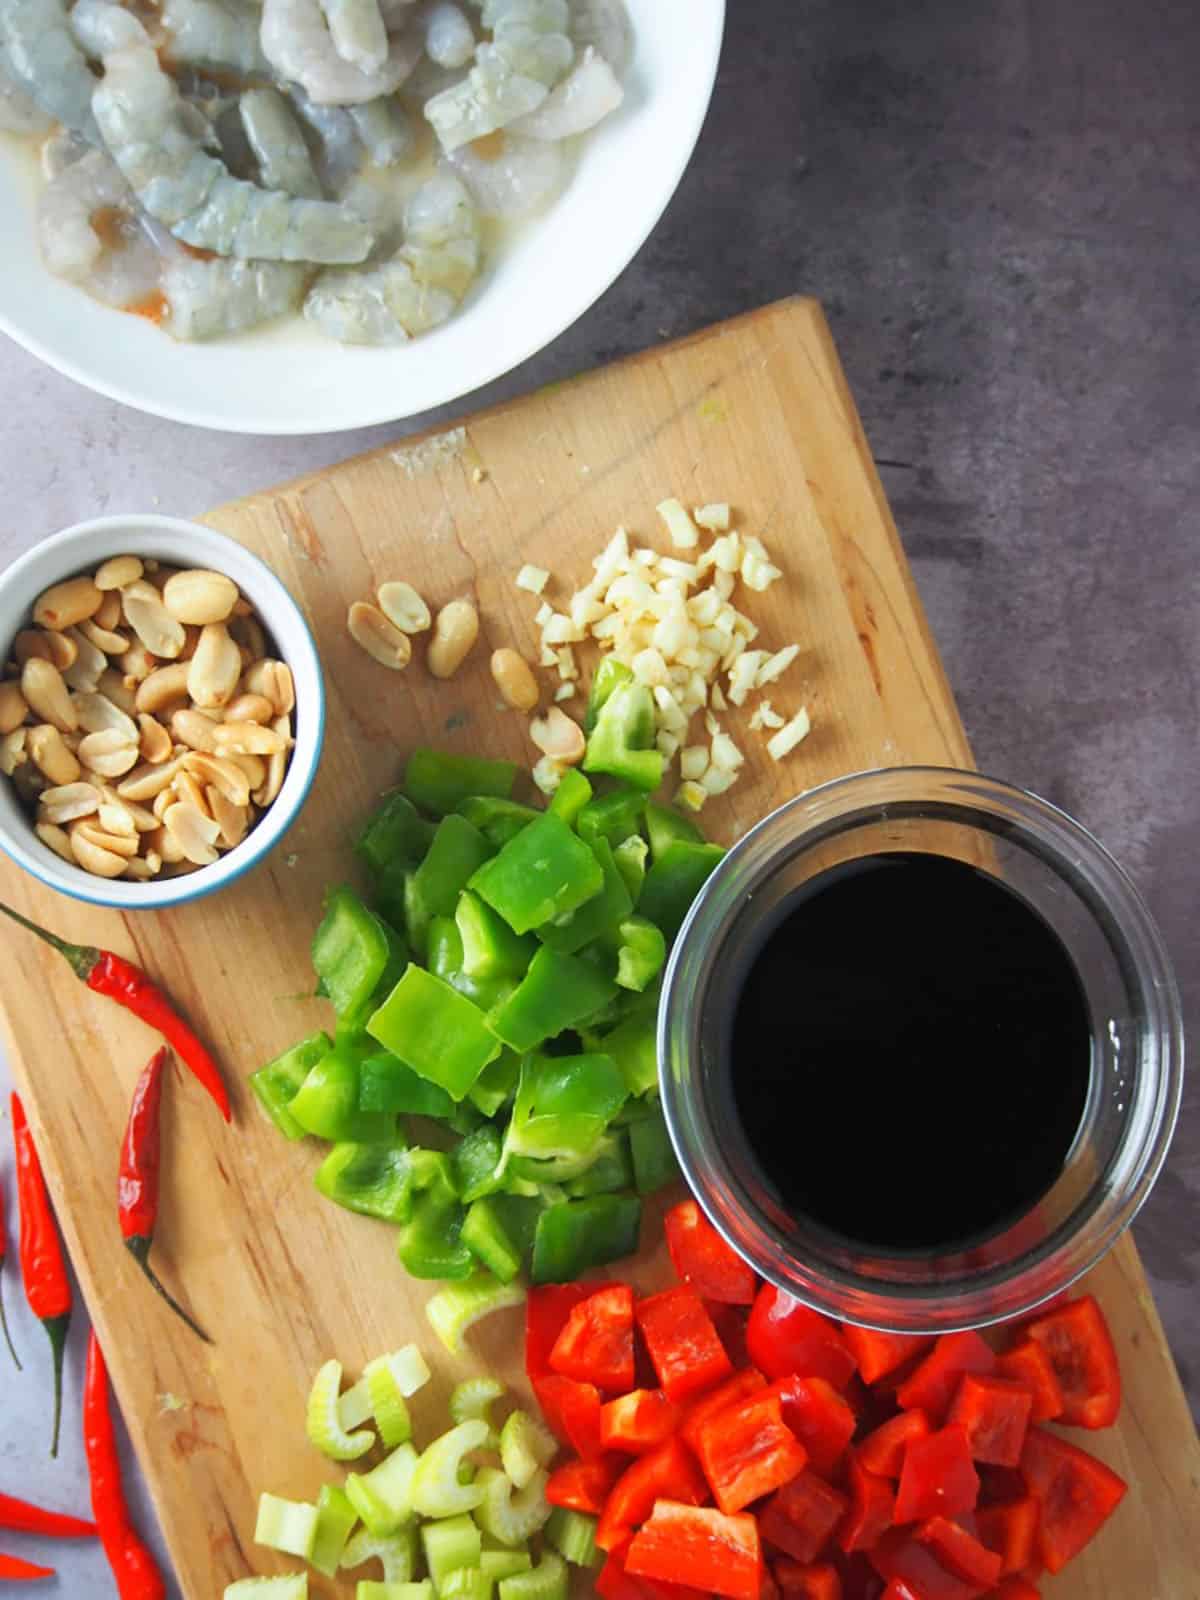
left=0, top=0, right=631, bottom=343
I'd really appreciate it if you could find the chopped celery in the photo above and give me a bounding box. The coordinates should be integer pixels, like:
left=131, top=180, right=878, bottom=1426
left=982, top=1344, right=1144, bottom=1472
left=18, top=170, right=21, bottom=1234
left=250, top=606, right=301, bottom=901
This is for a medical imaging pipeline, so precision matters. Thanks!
left=345, top=1443, right=419, bottom=1536
left=421, top=1514, right=482, bottom=1591
left=340, top=1376, right=374, bottom=1430
left=544, top=1508, right=599, bottom=1569
left=497, top=1551, right=566, bottom=1600
left=307, top=1359, right=375, bottom=1462
left=223, top=1579, right=308, bottom=1600
left=411, top=1420, right=488, bottom=1518
left=461, top=1198, right=523, bottom=1284
left=359, top=1584, right=430, bottom=1600
left=472, top=1468, right=552, bottom=1547
left=498, top=1411, right=556, bottom=1491
left=372, top=1343, right=432, bottom=1398
left=342, top=1525, right=418, bottom=1582
left=449, top=1376, right=505, bottom=1447
left=441, top=1570, right=493, bottom=1600
left=368, top=1362, right=412, bottom=1448
left=311, top=1484, right=358, bottom=1577
left=426, top=1271, right=526, bottom=1355
left=480, top=1552, right=532, bottom=1582
left=254, top=1494, right=319, bottom=1560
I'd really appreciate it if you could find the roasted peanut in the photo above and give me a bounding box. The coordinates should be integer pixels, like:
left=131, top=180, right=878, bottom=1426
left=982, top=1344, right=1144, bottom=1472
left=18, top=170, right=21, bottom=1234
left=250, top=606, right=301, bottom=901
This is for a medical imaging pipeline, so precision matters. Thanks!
left=163, top=801, right=220, bottom=866
left=122, top=580, right=186, bottom=659
left=61, top=628, right=107, bottom=692
left=27, top=725, right=82, bottom=785
left=14, top=629, right=76, bottom=671
left=168, top=707, right=218, bottom=753
left=229, top=752, right=266, bottom=790
left=93, top=591, right=123, bottom=631
left=122, top=856, right=158, bottom=880
left=378, top=580, right=431, bottom=634
left=183, top=752, right=251, bottom=808
left=0, top=729, right=27, bottom=778
left=74, top=819, right=138, bottom=859
left=138, top=714, right=172, bottom=764
left=229, top=612, right=267, bottom=661
left=0, top=680, right=27, bottom=736
left=173, top=769, right=211, bottom=817
left=40, top=781, right=100, bottom=824
left=21, top=658, right=77, bottom=732
left=72, top=690, right=138, bottom=741
left=77, top=728, right=139, bottom=778
left=96, top=800, right=137, bottom=839
left=117, top=756, right=185, bottom=802
left=135, top=663, right=190, bottom=715
left=188, top=622, right=241, bottom=708
left=223, top=692, right=273, bottom=725
left=97, top=669, right=138, bottom=716
left=348, top=602, right=412, bottom=670
left=94, top=554, right=143, bottom=591
left=253, top=716, right=289, bottom=807
left=490, top=648, right=539, bottom=711
left=428, top=599, right=479, bottom=679
left=145, top=824, right=184, bottom=865
left=68, top=821, right=130, bottom=876
left=99, top=787, right=157, bottom=832
left=119, top=642, right=156, bottom=683
left=212, top=720, right=288, bottom=756
left=530, top=707, right=585, bottom=766
left=79, top=618, right=130, bottom=655
left=241, top=660, right=294, bottom=716
left=35, top=821, right=77, bottom=864
left=206, top=786, right=248, bottom=848
left=34, top=575, right=102, bottom=631
left=162, top=569, right=239, bottom=626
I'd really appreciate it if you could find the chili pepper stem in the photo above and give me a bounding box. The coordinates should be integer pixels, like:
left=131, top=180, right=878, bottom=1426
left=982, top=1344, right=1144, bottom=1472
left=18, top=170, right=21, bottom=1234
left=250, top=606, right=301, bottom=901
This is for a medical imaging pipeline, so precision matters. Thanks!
left=0, top=1277, right=20, bottom=1371
left=45, top=1313, right=69, bottom=1459
left=0, top=900, right=99, bottom=981
left=124, top=1237, right=213, bottom=1346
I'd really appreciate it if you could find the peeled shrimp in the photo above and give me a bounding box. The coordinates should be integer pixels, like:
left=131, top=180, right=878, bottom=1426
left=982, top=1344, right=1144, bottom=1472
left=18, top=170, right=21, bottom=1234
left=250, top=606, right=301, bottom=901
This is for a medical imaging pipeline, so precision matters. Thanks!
left=304, top=170, right=478, bottom=343
left=261, top=0, right=422, bottom=105
left=37, top=146, right=166, bottom=308
left=287, top=85, right=363, bottom=188
left=569, top=0, right=632, bottom=80
left=0, top=0, right=99, bottom=137
left=93, top=42, right=375, bottom=261
left=69, top=0, right=148, bottom=58
left=162, top=255, right=310, bottom=339
left=445, top=130, right=562, bottom=216
left=510, top=45, right=621, bottom=139
left=160, top=0, right=269, bottom=76
left=320, top=0, right=387, bottom=74
left=482, top=0, right=573, bottom=85
left=420, top=0, right=473, bottom=68
left=0, top=40, right=50, bottom=133
left=347, top=94, right=412, bottom=164
left=239, top=87, right=322, bottom=197
left=424, top=0, right=572, bottom=151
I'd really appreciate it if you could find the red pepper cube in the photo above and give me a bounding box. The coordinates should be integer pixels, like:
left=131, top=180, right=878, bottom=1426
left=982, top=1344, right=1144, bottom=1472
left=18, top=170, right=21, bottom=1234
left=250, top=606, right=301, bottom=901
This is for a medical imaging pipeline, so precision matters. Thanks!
left=694, top=1391, right=808, bottom=1515
left=975, top=1497, right=1040, bottom=1576
left=665, top=1200, right=758, bottom=1305
left=597, top=1551, right=647, bottom=1600
left=625, top=1501, right=763, bottom=1600
left=914, top=1517, right=1002, bottom=1588
left=994, top=1342, right=1064, bottom=1424
left=837, top=1457, right=895, bottom=1553
left=747, top=1287, right=857, bottom=1389
left=946, top=1374, right=1033, bottom=1468
left=880, top=1584, right=924, bottom=1600
left=546, top=1454, right=626, bottom=1515
left=636, top=1286, right=733, bottom=1405
left=991, top=1579, right=1043, bottom=1600
left=857, top=1411, right=932, bottom=1479
left=893, top=1425, right=979, bottom=1525
left=868, top=1529, right=984, bottom=1600
left=527, top=1283, right=592, bottom=1378
left=773, top=1560, right=842, bottom=1600
left=596, top=1437, right=710, bottom=1553
left=895, top=1332, right=996, bottom=1425
left=534, top=1374, right=604, bottom=1459
left=769, top=1376, right=857, bottom=1477
left=601, top=1389, right=682, bottom=1456
left=760, top=1566, right=781, bottom=1600
left=706, top=1298, right=752, bottom=1369
left=839, top=1327, right=931, bottom=1386
left=550, top=1283, right=636, bottom=1394
left=1018, top=1424, right=1127, bottom=1573
left=759, top=1472, right=850, bottom=1565
left=681, top=1369, right=769, bottom=1454
left=1021, top=1296, right=1121, bottom=1430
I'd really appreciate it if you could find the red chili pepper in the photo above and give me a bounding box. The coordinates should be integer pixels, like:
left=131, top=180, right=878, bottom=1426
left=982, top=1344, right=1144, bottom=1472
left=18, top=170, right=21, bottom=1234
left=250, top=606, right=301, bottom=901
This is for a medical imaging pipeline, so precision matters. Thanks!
left=11, top=1093, right=70, bottom=1458
left=0, top=1553, right=56, bottom=1581
left=0, top=1173, right=23, bottom=1371
left=84, top=1330, right=167, bottom=1600
left=0, top=902, right=230, bottom=1123
left=0, top=1493, right=96, bottom=1539
left=118, top=1049, right=211, bottom=1344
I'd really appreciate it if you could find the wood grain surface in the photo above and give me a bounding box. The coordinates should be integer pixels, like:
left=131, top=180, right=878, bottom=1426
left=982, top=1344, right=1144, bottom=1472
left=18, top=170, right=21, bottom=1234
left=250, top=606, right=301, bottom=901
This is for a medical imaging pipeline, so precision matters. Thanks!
left=1, top=299, right=1196, bottom=1598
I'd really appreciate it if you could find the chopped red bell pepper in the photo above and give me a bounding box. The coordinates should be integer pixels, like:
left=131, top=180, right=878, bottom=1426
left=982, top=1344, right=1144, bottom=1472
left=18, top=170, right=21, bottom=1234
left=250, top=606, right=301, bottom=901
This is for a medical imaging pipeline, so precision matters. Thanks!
left=550, top=1284, right=636, bottom=1393
left=759, top=1472, right=849, bottom=1565
left=994, top=1342, right=1064, bottom=1424
left=760, top=1565, right=781, bottom=1600
left=857, top=1411, right=932, bottom=1479
left=597, top=1550, right=647, bottom=1600
left=975, top=1497, right=1039, bottom=1576
left=868, top=1529, right=983, bottom=1600
left=895, top=1333, right=996, bottom=1425
left=1018, top=1425, right=1126, bottom=1572
left=534, top=1374, right=604, bottom=1458
left=625, top=1501, right=762, bottom=1600
left=1021, top=1296, right=1121, bottom=1430
left=665, top=1200, right=758, bottom=1305
left=681, top=1369, right=769, bottom=1453
left=694, top=1390, right=808, bottom=1514
left=838, top=1327, right=930, bottom=1387
left=893, top=1425, right=979, bottom=1525
left=773, top=1560, right=842, bottom=1600
left=602, top=1389, right=683, bottom=1455
left=879, top=1584, right=923, bottom=1600
left=747, top=1288, right=857, bottom=1390
left=547, top=1453, right=626, bottom=1514
left=636, top=1287, right=733, bottom=1405
left=527, top=1283, right=593, bottom=1377
left=769, top=1377, right=856, bottom=1477
left=975, top=1464, right=1026, bottom=1506
left=837, top=1457, right=895, bottom=1553
left=990, top=1579, right=1042, bottom=1600
left=597, top=1437, right=710, bottom=1552
left=946, top=1375, right=1032, bottom=1468
left=913, top=1518, right=1001, bottom=1588
left=707, top=1298, right=752, bottom=1369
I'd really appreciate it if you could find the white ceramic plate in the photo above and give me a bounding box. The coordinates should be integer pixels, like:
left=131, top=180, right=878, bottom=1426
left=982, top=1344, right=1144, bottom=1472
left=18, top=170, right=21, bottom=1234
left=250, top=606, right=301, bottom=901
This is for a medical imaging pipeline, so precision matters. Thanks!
left=0, top=1, right=724, bottom=435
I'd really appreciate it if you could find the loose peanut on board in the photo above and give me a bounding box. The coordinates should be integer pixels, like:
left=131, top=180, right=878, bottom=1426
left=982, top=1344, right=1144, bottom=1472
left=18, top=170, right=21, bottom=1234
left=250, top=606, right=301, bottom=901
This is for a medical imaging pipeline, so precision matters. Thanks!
left=530, top=707, right=586, bottom=766
left=378, top=581, right=432, bottom=634
left=428, top=599, right=479, bottom=679
left=348, top=602, right=412, bottom=670
left=491, top=648, right=539, bottom=711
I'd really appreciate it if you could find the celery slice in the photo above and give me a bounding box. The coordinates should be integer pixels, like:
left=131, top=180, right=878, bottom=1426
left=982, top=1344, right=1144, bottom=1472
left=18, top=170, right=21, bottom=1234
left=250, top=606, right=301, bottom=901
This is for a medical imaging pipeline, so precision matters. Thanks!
left=223, top=1579, right=309, bottom=1599
left=498, top=1553, right=567, bottom=1600
left=545, top=1508, right=599, bottom=1568
left=346, top=1443, right=420, bottom=1536
left=311, top=1484, right=358, bottom=1576
left=480, top=1552, right=532, bottom=1582
left=450, top=1377, right=505, bottom=1448
left=498, top=1411, right=556, bottom=1491
left=340, top=1376, right=374, bottom=1430
left=308, top=1359, right=376, bottom=1461
left=358, top=1586, right=434, bottom=1600
left=254, top=1494, right=319, bottom=1561
left=368, top=1362, right=413, bottom=1448
left=370, top=1343, right=432, bottom=1398
left=422, top=1514, right=482, bottom=1592
left=472, top=1468, right=551, bottom=1548
left=411, top=1420, right=488, bottom=1518
left=426, top=1272, right=525, bottom=1355
left=442, top=1570, right=493, bottom=1600
left=342, top=1525, right=418, bottom=1581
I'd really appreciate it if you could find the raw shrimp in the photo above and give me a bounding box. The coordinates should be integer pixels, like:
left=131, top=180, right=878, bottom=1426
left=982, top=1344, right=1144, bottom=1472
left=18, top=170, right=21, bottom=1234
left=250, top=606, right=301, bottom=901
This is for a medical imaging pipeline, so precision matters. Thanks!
left=423, top=0, right=572, bottom=151
left=482, top=0, right=573, bottom=84
left=37, top=146, right=167, bottom=308
left=69, top=0, right=149, bottom=57
left=261, top=0, right=422, bottom=105
left=445, top=129, right=562, bottom=216
left=288, top=84, right=363, bottom=187
left=569, top=0, right=632, bottom=80
left=159, top=0, right=269, bottom=76
left=40, top=126, right=90, bottom=178
left=347, top=93, right=412, bottom=164
left=162, top=255, right=310, bottom=338
left=510, top=45, right=621, bottom=139
left=304, top=169, right=478, bottom=343
left=92, top=41, right=375, bottom=261
left=239, top=87, right=322, bottom=196
left=0, top=0, right=99, bottom=138
left=420, top=0, right=473, bottom=68
left=320, top=0, right=387, bottom=75
left=0, top=40, right=50, bottom=133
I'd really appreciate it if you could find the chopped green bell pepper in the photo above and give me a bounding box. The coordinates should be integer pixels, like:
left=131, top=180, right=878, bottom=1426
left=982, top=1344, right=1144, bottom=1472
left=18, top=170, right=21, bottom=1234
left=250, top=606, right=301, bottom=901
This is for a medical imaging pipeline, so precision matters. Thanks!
left=469, top=813, right=604, bottom=935
left=548, top=768, right=592, bottom=826
left=313, top=885, right=393, bottom=1021
left=289, top=1046, right=396, bottom=1143
left=406, top=749, right=517, bottom=817
left=457, top=796, right=541, bottom=850
left=530, top=1193, right=642, bottom=1283
left=428, top=917, right=519, bottom=1013
left=487, top=947, right=617, bottom=1052
left=456, top=892, right=537, bottom=981
left=466, top=1048, right=522, bottom=1118
left=368, top=966, right=500, bottom=1101
left=406, top=815, right=494, bottom=955
left=638, top=840, right=727, bottom=939
left=359, top=1054, right=458, bottom=1120
left=614, top=916, right=666, bottom=992
left=315, top=1138, right=414, bottom=1222
left=612, top=834, right=649, bottom=901
left=582, top=681, right=663, bottom=792
left=628, top=1102, right=680, bottom=1195
left=563, top=1133, right=633, bottom=1197
left=452, top=1123, right=505, bottom=1203
left=461, top=1196, right=523, bottom=1283
left=251, top=1031, right=332, bottom=1139
left=506, top=1053, right=627, bottom=1160
left=644, top=801, right=705, bottom=861
left=396, top=1152, right=472, bottom=1280
left=575, top=786, right=646, bottom=848
left=357, top=791, right=436, bottom=875
left=595, top=1011, right=659, bottom=1097
left=537, top=838, right=633, bottom=955
left=584, top=657, right=633, bottom=734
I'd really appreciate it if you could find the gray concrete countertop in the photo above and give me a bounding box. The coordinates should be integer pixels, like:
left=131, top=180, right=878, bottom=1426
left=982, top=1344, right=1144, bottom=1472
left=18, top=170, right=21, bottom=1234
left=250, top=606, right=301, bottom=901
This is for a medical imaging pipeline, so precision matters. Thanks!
left=0, top=1, right=1195, bottom=1593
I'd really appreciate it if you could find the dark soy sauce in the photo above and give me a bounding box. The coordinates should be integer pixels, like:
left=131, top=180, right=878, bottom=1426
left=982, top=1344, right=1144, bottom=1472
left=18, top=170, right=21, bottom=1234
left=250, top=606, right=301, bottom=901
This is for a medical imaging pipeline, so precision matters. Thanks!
left=729, top=853, right=1092, bottom=1253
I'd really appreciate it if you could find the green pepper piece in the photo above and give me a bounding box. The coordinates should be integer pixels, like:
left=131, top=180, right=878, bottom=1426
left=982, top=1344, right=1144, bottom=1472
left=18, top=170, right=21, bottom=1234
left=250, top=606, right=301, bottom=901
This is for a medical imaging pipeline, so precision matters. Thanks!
left=456, top=892, right=537, bottom=981
left=466, top=1048, right=522, bottom=1118
left=487, top=948, right=617, bottom=1052
left=548, top=768, right=592, bottom=826
left=470, top=813, right=604, bottom=936
left=408, top=815, right=494, bottom=943
left=397, top=1152, right=473, bottom=1280
left=613, top=916, right=666, bottom=992
left=461, top=1197, right=523, bottom=1283
left=368, top=966, right=500, bottom=1101
left=628, top=1102, right=681, bottom=1194
left=453, top=1123, right=505, bottom=1203
left=575, top=787, right=647, bottom=848
left=638, top=840, right=727, bottom=940
left=584, top=657, right=633, bottom=734
left=289, top=1046, right=396, bottom=1143
left=357, top=791, right=436, bottom=875
left=458, top=795, right=542, bottom=849
left=406, top=749, right=518, bottom=817
left=374, top=919, right=411, bottom=1002
left=563, top=1132, right=633, bottom=1196
left=508, top=1146, right=613, bottom=1184
left=582, top=682, right=663, bottom=792
left=359, top=1054, right=459, bottom=1119
left=250, top=1031, right=333, bottom=1139
left=612, top=835, right=649, bottom=902
left=313, top=885, right=393, bottom=1021
left=429, top=917, right=520, bottom=1013
left=644, top=801, right=706, bottom=861
left=537, top=838, right=633, bottom=955
left=530, top=1194, right=642, bottom=1283
left=315, top=1138, right=415, bottom=1222
left=507, top=1052, right=627, bottom=1159
left=593, top=1011, right=659, bottom=1097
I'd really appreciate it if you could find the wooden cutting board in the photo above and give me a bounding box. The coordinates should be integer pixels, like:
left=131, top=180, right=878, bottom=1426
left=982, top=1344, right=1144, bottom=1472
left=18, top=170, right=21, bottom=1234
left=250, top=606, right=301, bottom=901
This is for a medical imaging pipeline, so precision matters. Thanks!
left=1, top=298, right=1196, bottom=1599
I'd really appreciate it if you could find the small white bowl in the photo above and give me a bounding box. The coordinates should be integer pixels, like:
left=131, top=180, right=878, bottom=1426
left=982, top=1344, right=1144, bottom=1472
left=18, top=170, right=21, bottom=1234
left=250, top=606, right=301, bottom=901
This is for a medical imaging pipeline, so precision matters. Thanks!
left=0, top=515, right=325, bottom=910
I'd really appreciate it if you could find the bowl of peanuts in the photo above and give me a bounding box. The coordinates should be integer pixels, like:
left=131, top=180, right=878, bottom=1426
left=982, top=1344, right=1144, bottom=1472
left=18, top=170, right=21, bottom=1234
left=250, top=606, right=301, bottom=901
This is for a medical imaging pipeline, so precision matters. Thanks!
left=0, top=514, right=324, bottom=908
